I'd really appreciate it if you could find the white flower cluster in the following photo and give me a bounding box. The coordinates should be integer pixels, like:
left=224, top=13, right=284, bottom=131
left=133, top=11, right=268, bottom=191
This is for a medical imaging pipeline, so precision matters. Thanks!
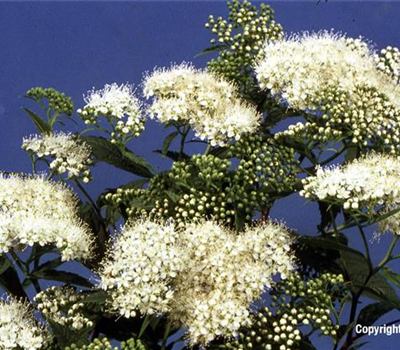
left=34, top=286, right=93, bottom=331
left=0, top=297, right=49, bottom=349
left=78, top=83, right=145, bottom=141
left=170, top=221, right=294, bottom=344
left=0, top=174, right=93, bottom=261
left=377, top=205, right=400, bottom=236
left=300, top=153, right=400, bottom=210
left=22, top=132, right=93, bottom=183
left=99, top=219, right=294, bottom=345
left=255, top=31, right=400, bottom=110
left=143, top=63, right=261, bottom=146
left=99, top=220, right=184, bottom=318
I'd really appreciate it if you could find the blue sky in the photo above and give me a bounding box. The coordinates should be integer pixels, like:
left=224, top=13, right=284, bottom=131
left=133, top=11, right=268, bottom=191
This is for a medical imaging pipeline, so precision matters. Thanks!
left=1, top=1, right=400, bottom=349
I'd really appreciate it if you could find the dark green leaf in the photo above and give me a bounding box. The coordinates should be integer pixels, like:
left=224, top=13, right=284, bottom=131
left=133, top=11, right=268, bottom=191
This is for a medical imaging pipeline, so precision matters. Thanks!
left=0, top=255, right=12, bottom=275
left=210, top=146, right=229, bottom=159
left=81, top=290, right=108, bottom=304
left=129, top=197, right=154, bottom=211
left=78, top=203, right=108, bottom=267
left=344, top=145, right=359, bottom=164
left=122, top=148, right=156, bottom=178
left=34, top=258, right=64, bottom=272
left=153, top=149, right=190, bottom=161
left=298, top=236, right=361, bottom=256
left=339, top=251, right=400, bottom=309
left=194, top=44, right=228, bottom=58
left=162, top=131, right=179, bottom=156
left=82, top=136, right=155, bottom=178
left=26, top=245, right=56, bottom=265
left=32, top=270, right=93, bottom=288
left=23, top=107, right=51, bottom=134
left=139, top=315, right=151, bottom=339
left=382, top=266, right=400, bottom=289
left=357, top=302, right=393, bottom=327
left=0, top=256, right=28, bottom=299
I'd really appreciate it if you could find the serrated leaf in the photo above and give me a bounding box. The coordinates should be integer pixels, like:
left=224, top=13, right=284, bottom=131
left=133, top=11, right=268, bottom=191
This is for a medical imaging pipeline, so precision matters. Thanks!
left=194, top=44, right=228, bottom=58
left=339, top=251, right=400, bottom=309
left=357, top=302, right=393, bottom=327
left=82, top=136, right=155, bottom=178
left=23, top=107, right=51, bottom=134
left=382, top=266, right=400, bottom=289
left=32, top=270, right=93, bottom=288
left=162, top=131, right=179, bottom=156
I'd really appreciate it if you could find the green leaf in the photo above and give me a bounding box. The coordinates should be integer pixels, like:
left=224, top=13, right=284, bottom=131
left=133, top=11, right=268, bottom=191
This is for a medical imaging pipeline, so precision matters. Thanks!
left=139, top=315, right=151, bottom=339
left=297, top=235, right=361, bottom=256
left=122, top=148, right=156, bottom=178
left=0, top=256, right=28, bottom=299
left=32, top=269, right=93, bottom=288
left=357, top=302, right=393, bottom=327
left=162, top=131, right=179, bottom=156
left=344, top=144, right=358, bottom=164
left=210, top=146, right=229, bottom=159
left=23, top=107, right=51, bottom=134
left=129, top=197, right=155, bottom=211
left=153, top=149, right=190, bottom=161
left=81, top=290, right=108, bottom=304
left=339, top=251, right=400, bottom=309
left=382, top=266, right=400, bottom=289
left=0, top=255, right=12, bottom=275
left=194, top=44, right=228, bottom=58
left=34, top=258, right=64, bottom=272
left=82, top=136, right=155, bottom=178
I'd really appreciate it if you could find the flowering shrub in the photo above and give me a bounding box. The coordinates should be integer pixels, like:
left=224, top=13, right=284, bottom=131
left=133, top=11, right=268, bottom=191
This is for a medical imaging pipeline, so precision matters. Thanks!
left=1, top=1, right=400, bottom=349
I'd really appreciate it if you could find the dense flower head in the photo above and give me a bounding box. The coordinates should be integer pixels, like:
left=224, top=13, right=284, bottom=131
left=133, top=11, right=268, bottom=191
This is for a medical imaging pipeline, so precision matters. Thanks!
left=22, top=132, right=93, bottom=183
left=300, top=153, right=400, bottom=210
left=98, top=219, right=294, bottom=345
left=143, top=63, right=261, bottom=146
left=255, top=31, right=400, bottom=110
left=99, top=220, right=184, bottom=317
left=377, top=205, right=400, bottom=236
left=77, top=83, right=145, bottom=141
left=34, top=286, right=93, bottom=331
left=170, top=220, right=294, bottom=344
left=0, top=174, right=93, bottom=261
left=0, top=297, right=49, bottom=349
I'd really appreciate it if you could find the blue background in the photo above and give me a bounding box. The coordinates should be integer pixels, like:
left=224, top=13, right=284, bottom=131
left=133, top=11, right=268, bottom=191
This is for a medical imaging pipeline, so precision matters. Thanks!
left=1, top=1, right=400, bottom=349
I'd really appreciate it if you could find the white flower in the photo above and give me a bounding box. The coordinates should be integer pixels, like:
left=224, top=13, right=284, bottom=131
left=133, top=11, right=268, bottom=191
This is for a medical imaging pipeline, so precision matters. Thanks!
left=0, top=297, right=50, bottom=349
left=99, top=219, right=184, bottom=317
left=99, top=219, right=294, bottom=345
left=255, top=31, right=400, bottom=110
left=300, top=153, right=400, bottom=210
left=22, top=132, right=92, bottom=182
left=0, top=174, right=93, bottom=261
left=143, top=63, right=261, bottom=146
left=169, top=220, right=294, bottom=345
left=78, top=83, right=145, bottom=139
